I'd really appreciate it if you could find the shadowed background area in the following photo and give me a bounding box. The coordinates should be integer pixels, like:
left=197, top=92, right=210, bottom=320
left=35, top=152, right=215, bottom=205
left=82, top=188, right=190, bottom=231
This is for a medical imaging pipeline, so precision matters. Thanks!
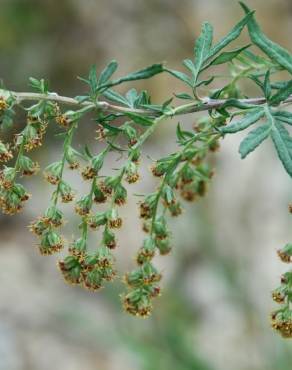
left=1, top=0, right=292, bottom=369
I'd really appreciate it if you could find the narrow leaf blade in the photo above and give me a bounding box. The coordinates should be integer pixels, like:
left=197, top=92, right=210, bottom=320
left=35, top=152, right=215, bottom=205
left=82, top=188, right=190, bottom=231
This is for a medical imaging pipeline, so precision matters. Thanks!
left=240, top=2, right=292, bottom=74
left=207, top=11, right=254, bottom=60
left=271, top=120, right=292, bottom=177
left=98, top=60, right=118, bottom=86
left=239, top=123, right=271, bottom=159
left=220, top=108, right=264, bottom=134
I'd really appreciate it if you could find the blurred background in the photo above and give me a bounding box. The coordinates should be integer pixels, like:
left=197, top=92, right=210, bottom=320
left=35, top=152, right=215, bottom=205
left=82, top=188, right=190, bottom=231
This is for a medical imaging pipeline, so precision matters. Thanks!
left=1, top=0, right=292, bottom=369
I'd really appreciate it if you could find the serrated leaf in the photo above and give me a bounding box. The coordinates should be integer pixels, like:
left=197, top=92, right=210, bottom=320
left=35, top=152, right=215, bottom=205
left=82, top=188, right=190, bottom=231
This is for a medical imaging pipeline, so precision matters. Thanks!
left=270, top=120, right=292, bottom=177
left=206, top=11, right=254, bottom=61
left=240, top=2, right=292, bottom=74
left=164, top=68, right=193, bottom=87
left=239, top=123, right=271, bottom=158
left=220, top=108, right=264, bottom=134
left=97, top=60, right=118, bottom=86
left=269, top=80, right=292, bottom=106
left=204, top=44, right=250, bottom=69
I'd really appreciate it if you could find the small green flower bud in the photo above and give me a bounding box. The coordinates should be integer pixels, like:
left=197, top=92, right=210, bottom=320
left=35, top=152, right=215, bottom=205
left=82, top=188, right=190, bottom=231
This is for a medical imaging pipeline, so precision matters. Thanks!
left=59, top=181, right=74, bottom=203
left=44, top=161, right=62, bottom=185
left=75, top=195, right=91, bottom=215
left=68, top=237, right=87, bottom=257
left=65, top=146, right=80, bottom=169
left=153, top=216, right=168, bottom=239
left=87, top=212, right=107, bottom=229
left=181, top=164, right=195, bottom=184
left=93, top=183, right=107, bottom=203
left=272, top=286, right=287, bottom=303
left=139, top=193, right=157, bottom=219
left=0, top=167, right=16, bottom=189
left=113, top=183, right=127, bottom=206
left=19, top=155, right=39, bottom=176
left=39, top=230, right=64, bottom=255
left=58, top=255, right=82, bottom=285
left=125, top=161, right=139, bottom=183
left=136, top=237, right=156, bottom=265
left=277, top=244, right=292, bottom=263
left=44, top=206, right=64, bottom=227
left=161, top=185, right=175, bottom=206
left=95, top=246, right=115, bottom=268
left=102, top=227, right=116, bottom=249
left=83, top=268, right=103, bottom=291
left=156, top=238, right=172, bottom=255
left=0, top=141, right=13, bottom=162
left=91, top=151, right=106, bottom=172
left=107, top=208, right=122, bottom=229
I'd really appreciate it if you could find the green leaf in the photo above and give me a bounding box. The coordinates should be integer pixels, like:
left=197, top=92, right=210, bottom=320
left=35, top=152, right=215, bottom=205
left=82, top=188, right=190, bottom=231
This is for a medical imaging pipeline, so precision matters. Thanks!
left=182, top=59, right=196, bottom=75
left=88, top=65, right=98, bottom=94
left=263, top=70, right=271, bottom=99
left=220, top=99, right=259, bottom=111
left=97, top=60, right=118, bottom=86
left=204, top=44, right=250, bottom=69
left=240, top=2, right=292, bottom=74
left=164, top=68, right=193, bottom=87
left=196, top=76, right=214, bottom=87
left=206, top=11, right=254, bottom=61
left=101, top=122, right=123, bottom=134
left=102, top=89, right=129, bottom=106
left=220, top=108, right=264, bottom=134
left=125, top=112, right=153, bottom=127
left=269, top=80, right=292, bottom=106
left=271, top=81, right=291, bottom=90
left=176, top=123, right=194, bottom=143
left=239, top=123, right=271, bottom=159
left=174, top=93, right=194, bottom=100
left=193, top=22, right=213, bottom=82
left=125, top=88, right=139, bottom=108
left=273, top=111, right=292, bottom=125
left=271, top=120, right=292, bottom=177
left=106, top=64, right=164, bottom=88
left=29, top=78, right=48, bottom=94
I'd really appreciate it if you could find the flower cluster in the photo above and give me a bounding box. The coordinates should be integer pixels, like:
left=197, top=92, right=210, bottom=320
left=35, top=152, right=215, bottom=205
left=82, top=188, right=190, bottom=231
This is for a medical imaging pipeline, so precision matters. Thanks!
left=59, top=243, right=116, bottom=290
left=271, top=240, right=292, bottom=337
left=29, top=206, right=64, bottom=255
left=123, top=119, right=220, bottom=316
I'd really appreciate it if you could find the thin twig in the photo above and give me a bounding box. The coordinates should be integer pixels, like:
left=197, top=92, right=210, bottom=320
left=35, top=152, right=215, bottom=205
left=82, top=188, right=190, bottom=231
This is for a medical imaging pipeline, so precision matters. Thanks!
left=5, top=90, right=292, bottom=117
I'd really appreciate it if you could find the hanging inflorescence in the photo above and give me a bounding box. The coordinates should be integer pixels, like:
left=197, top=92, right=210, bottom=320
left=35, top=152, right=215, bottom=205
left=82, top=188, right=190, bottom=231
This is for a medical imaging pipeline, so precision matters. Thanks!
left=1, top=2, right=292, bottom=334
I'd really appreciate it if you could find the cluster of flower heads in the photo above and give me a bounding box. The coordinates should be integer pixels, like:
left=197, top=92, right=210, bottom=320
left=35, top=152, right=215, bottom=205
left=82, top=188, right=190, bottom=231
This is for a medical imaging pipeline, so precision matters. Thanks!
left=271, top=206, right=292, bottom=337
left=122, top=117, right=220, bottom=316
left=0, top=88, right=220, bottom=318
left=0, top=108, right=46, bottom=214
left=59, top=242, right=116, bottom=290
